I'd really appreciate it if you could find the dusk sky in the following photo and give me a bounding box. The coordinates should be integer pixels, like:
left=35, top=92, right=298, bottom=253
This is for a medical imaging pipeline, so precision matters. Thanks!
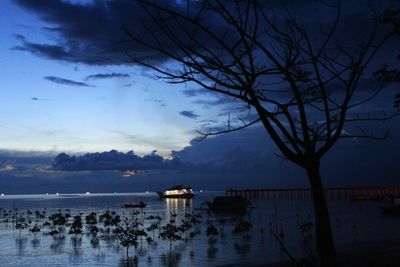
left=0, top=0, right=399, bottom=193
left=0, top=0, right=236, bottom=156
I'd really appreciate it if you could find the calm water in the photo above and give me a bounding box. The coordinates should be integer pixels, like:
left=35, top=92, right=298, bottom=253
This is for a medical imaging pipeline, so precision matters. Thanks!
left=0, top=192, right=399, bottom=267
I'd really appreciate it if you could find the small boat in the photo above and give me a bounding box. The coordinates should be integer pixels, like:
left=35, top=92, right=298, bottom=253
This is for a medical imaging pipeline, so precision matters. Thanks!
left=206, top=196, right=249, bottom=214
left=123, top=201, right=146, bottom=209
left=157, top=185, right=195, bottom=199
left=381, top=205, right=400, bottom=215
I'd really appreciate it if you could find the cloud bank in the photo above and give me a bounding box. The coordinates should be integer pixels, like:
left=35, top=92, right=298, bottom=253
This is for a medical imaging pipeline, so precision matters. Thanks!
left=52, top=150, right=169, bottom=171
left=44, top=76, right=91, bottom=87
left=85, top=72, right=130, bottom=80
left=179, top=110, right=200, bottom=119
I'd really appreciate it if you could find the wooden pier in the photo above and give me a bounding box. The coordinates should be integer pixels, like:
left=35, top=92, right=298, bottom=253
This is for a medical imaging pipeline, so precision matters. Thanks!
left=225, top=187, right=400, bottom=201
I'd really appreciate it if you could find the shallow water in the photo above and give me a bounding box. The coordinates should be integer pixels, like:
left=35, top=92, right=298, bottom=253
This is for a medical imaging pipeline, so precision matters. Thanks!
left=0, top=192, right=399, bottom=267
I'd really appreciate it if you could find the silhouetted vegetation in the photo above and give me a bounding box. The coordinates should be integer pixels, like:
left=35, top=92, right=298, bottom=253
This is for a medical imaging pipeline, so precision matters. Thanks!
left=124, top=1, right=400, bottom=265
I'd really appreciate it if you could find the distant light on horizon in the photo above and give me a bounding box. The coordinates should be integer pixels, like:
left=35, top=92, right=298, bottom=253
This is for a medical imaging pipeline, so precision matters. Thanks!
left=0, top=165, right=14, bottom=171
left=122, top=170, right=135, bottom=177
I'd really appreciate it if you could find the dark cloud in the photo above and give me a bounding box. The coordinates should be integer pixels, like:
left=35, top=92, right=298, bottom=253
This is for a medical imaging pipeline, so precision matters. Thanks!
left=30, top=96, right=49, bottom=101
left=0, top=150, right=54, bottom=171
left=181, top=88, right=214, bottom=97
left=85, top=72, right=130, bottom=80
left=12, top=0, right=205, bottom=65
left=12, top=34, right=80, bottom=62
left=172, top=122, right=400, bottom=187
left=198, top=119, right=218, bottom=124
left=44, top=76, right=91, bottom=87
left=179, top=110, right=200, bottom=119
left=52, top=150, right=168, bottom=171
left=12, top=0, right=396, bottom=69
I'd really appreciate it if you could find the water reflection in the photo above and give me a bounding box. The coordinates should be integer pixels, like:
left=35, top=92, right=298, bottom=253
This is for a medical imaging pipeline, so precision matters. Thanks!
left=70, top=236, right=83, bottom=256
left=15, top=238, right=27, bottom=256
left=119, top=256, right=138, bottom=267
left=31, top=238, right=40, bottom=249
left=207, top=245, right=218, bottom=260
left=1, top=193, right=398, bottom=266
left=234, top=242, right=251, bottom=257
left=165, top=198, right=192, bottom=215
left=160, top=252, right=182, bottom=267
left=50, top=236, right=66, bottom=254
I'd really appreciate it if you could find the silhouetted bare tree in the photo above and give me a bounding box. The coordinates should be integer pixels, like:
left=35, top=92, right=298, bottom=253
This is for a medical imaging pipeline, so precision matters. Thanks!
left=124, top=1, right=399, bottom=266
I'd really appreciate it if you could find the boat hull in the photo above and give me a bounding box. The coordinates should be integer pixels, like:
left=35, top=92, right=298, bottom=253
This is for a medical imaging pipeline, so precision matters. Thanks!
left=157, top=192, right=194, bottom=199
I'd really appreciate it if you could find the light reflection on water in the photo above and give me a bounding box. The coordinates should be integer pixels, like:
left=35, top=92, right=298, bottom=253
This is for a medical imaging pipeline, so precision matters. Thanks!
left=0, top=192, right=399, bottom=266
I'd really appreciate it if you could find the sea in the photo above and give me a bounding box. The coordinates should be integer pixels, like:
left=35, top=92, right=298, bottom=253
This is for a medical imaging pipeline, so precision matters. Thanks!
left=0, top=191, right=399, bottom=267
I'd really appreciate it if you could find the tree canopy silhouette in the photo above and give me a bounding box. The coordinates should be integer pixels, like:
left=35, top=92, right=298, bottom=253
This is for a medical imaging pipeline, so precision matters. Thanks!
left=124, top=1, right=400, bottom=266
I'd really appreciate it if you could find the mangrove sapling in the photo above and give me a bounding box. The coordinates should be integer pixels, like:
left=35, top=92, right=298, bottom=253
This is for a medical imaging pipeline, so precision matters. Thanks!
left=218, top=217, right=227, bottom=237
left=136, top=229, right=148, bottom=250
left=29, top=224, right=41, bottom=239
left=170, top=211, right=178, bottom=219
left=49, top=212, right=67, bottom=228
left=180, top=218, right=193, bottom=240
left=111, top=214, right=121, bottom=228
left=146, top=222, right=159, bottom=240
left=35, top=210, right=45, bottom=220
left=233, top=220, right=253, bottom=242
left=116, top=217, right=140, bottom=262
left=99, top=210, right=112, bottom=229
left=206, top=224, right=219, bottom=244
left=298, top=219, right=316, bottom=264
left=85, top=212, right=97, bottom=230
left=89, top=225, right=100, bottom=240
left=48, top=229, right=59, bottom=237
left=15, top=217, right=29, bottom=239
left=159, top=221, right=182, bottom=253
left=69, top=215, right=83, bottom=235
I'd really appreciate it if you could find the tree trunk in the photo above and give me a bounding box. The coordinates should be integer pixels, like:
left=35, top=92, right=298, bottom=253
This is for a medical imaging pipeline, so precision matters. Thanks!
left=306, top=163, right=336, bottom=267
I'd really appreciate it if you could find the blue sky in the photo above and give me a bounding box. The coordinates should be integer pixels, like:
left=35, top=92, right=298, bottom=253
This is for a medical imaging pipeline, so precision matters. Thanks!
left=0, top=0, right=230, bottom=156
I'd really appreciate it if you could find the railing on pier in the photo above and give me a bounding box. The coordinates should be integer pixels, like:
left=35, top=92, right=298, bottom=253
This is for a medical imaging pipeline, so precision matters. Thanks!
left=225, top=187, right=400, bottom=201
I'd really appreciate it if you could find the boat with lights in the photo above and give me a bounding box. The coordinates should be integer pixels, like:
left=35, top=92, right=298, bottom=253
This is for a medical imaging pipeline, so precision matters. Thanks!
left=157, top=185, right=195, bottom=199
